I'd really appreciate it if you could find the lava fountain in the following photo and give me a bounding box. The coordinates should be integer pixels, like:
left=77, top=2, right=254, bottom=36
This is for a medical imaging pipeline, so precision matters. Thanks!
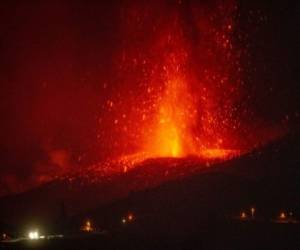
left=144, top=43, right=196, bottom=158
left=94, top=0, right=283, bottom=174
left=134, top=1, right=240, bottom=160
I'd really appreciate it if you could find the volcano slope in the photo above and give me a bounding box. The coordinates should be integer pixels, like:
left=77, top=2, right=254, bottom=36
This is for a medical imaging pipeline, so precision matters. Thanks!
left=69, top=131, right=299, bottom=249
left=0, top=131, right=299, bottom=249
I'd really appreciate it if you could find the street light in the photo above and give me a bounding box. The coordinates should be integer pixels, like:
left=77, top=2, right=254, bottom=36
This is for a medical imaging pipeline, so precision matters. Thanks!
left=250, top=207, right=255, bottom=218
left=28, top=231, right=39, bottom=240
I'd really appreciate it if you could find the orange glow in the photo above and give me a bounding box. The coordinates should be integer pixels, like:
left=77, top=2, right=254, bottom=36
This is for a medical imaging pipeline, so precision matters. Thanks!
left=279, top=212, right=286, bottom=220
left=146, top=77, right=191, bottom=158
left=81, top=220, right=93, bottom=232
left=199, top=148, right=239, bottom=159
left=128, top=213, right=134, bottom=221
left=240, top=212, right=247, bottom=219
left=89, top=0, right=284, bottom=181
left=250, top=207, right=255, bottom=217
left=138, top=15, right=238, bottom=160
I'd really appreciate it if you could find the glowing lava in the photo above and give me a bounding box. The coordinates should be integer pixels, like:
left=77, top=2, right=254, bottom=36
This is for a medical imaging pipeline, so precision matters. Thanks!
left=140, top=5, right=238, bottom=160
left=147, top=77, right=193, bottom=158
left=146, top=71, right=239, bottom=159
left=95, top=0, right=282, bottom=175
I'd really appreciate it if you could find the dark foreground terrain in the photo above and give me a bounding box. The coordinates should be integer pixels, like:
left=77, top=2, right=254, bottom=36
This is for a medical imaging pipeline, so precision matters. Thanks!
left=0, top=131, right=299, bottom=249
left=1, top=222, right=300, bottom=250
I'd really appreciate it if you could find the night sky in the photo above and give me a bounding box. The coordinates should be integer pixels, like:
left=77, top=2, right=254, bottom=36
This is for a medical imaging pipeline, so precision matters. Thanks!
left=0, top=0, right=299, bottom=196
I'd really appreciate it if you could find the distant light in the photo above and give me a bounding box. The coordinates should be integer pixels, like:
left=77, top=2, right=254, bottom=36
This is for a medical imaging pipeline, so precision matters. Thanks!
left=128, top=213, right=133, bottom=221
left=240, top=212, right=247, bottom=219
left=86, top=220, right=91, bottom=227
left=250, top=207, right=255, bottom=217
left=280, top=212, right=287, bottom=219
left=81, top=219, right=94, bottom=232
left=122, top=218, right=127, bottom=224
left=45, top=234, right=64, bottom=239
left=28, top=231, right=39, bottom=240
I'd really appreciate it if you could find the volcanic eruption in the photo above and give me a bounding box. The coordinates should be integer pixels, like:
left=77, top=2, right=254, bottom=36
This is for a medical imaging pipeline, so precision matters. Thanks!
left=98, top=0, right=249, bottom=167
left=91, top=0, right=290, bottom=179
left=0, top=0, right=289, bottom=196
left=0, top=3, right=299, bottom=249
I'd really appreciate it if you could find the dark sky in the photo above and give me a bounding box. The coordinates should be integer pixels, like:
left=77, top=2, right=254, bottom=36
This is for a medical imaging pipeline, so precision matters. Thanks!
left=0, top=0, right=299, bottom=196
left=0, top=1, right=122, bottom=194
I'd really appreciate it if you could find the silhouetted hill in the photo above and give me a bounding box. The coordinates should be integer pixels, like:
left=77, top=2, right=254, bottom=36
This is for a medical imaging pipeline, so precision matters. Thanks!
left=0, top=131, right=299, bottom=240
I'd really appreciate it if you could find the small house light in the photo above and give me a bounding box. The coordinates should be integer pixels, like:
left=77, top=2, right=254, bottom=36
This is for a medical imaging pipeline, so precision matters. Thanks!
left=240, top=212, right=247, bottom=219
left=279, top=212, right=286, bottom=219
left=81, top=219, right=94, bottom=232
